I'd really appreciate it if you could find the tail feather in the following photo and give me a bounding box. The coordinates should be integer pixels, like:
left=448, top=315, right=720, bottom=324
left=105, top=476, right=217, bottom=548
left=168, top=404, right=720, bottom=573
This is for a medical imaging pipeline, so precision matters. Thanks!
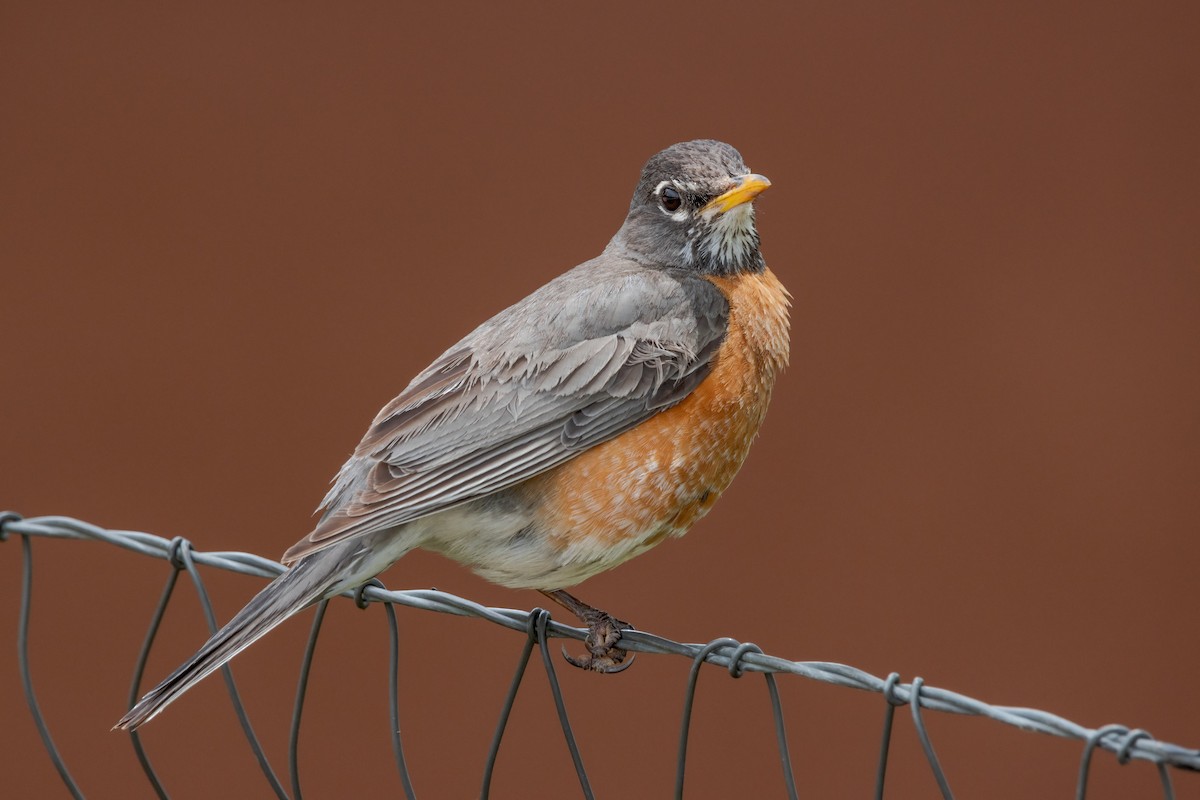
left=115, top=558, right=330, bottom=730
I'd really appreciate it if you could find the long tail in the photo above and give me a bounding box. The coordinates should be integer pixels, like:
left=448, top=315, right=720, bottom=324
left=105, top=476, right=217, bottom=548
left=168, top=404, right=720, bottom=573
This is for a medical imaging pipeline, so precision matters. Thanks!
left=114, top=555, right=333, bottom=730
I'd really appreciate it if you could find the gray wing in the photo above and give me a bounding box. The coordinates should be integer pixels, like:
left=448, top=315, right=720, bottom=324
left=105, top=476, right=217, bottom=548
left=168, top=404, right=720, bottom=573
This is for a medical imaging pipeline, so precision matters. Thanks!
left=282, top=259, right=728, bottom=564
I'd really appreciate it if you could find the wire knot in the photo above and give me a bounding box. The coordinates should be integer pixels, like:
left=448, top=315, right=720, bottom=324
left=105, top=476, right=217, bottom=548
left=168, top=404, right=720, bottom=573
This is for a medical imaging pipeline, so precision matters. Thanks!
left=726, top=641, right=764, bottom=678
left=0, top=511, right=22, bottom=542
left=882, top=672, right=905, bottom=706
left=354, top=578, right=386, bottom=609
left=526, top=607, right=552, bottom=644
left=1115, top=728, right=1152, bottom=764
left=910, top=675, right=927, bottom=705
left=165, top=536, right=192, bottom=571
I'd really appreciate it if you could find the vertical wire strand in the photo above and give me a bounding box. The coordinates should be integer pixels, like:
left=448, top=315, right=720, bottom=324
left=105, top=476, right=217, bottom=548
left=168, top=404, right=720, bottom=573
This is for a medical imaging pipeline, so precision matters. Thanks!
left=381, top=599, right=418, bottom=800
left=126, top=566, right=183, bottom=800
left=480, top=612, right=541, bottom=799
left=288, top=600, right=328, bottom=800
left=723, top=641, right=799, bottom=800
left=1076, top=725, right=1130, bottom=800
left=675, top=638, right=740, bottom=799
left=1156, top=763, right=1176, bottom=800
left=908, top=677, right=953, bottom=799
left=16, top=535, right=85, bottom=800
left=1114, top=729, right=1174, bottom=800
left=873, top=673, right=903, bottom=800
left=761, top=673, right=799, bottom=800
left=533, top=610, right=594, bottom=800
left=176, top=543, right=290, bottom=799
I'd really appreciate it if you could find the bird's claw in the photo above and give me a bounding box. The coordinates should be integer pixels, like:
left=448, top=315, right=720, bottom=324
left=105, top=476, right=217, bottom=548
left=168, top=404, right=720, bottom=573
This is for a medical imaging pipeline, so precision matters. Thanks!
left=559, top=611, right=636, bottom=673
left=560, top=644, right=636, bottom=673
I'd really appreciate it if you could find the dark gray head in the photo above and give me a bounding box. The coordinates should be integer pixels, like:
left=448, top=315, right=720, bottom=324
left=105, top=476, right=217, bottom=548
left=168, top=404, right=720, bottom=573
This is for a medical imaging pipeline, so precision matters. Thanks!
left=606, top=139, right=770, bottom=276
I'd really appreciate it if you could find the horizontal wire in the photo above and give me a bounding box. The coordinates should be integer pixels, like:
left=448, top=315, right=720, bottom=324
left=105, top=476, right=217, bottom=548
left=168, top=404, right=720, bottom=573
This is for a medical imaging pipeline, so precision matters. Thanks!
left=4, top=513, right=1199, bottom=774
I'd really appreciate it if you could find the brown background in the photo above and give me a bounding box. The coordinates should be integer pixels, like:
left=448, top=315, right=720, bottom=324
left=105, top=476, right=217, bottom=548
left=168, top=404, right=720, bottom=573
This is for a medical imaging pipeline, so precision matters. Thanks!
left=2, top=2, right=1198, bottom=798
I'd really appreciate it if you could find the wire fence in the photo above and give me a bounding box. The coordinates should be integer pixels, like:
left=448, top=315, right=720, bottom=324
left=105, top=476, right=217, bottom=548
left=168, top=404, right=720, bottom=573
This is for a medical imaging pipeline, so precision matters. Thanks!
left=3, top=511, right=1197, bottom=799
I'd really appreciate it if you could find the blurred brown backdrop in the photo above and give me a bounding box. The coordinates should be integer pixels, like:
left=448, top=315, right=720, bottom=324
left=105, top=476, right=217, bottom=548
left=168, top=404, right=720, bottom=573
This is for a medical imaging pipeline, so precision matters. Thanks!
left=3, top=2, right=1198, bottom=798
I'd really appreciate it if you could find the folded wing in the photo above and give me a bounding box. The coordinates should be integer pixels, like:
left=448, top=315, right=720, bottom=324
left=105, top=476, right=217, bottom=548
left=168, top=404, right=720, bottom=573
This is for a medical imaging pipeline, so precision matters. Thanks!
left=282, top=263, right=729, bottom=564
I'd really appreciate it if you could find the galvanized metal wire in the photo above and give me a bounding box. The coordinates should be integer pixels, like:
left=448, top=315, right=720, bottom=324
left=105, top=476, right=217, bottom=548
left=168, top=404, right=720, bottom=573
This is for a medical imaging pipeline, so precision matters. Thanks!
left=3, top=512, right=1197, bottom=798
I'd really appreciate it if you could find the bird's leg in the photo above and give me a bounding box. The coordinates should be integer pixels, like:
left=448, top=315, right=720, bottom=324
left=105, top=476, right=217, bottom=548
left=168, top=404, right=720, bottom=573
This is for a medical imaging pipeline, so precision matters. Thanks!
left=538, top=589, right=635, bottom=674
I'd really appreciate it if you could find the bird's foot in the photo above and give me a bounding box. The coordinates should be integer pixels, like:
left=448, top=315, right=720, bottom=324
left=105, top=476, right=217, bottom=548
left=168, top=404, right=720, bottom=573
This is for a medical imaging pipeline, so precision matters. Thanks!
left=561, top=608, right=635, bottom=673
left=539, top=589, right=636, bottom=674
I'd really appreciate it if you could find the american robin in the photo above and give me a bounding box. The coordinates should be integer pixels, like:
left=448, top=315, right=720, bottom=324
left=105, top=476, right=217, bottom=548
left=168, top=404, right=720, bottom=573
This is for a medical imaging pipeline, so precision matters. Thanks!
left=116, top=139, right=790, bottom=730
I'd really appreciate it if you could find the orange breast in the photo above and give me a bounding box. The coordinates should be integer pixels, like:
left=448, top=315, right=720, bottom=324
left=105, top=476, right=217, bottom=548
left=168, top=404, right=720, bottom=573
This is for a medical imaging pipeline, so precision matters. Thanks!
left=526, top=268, right=791, bottom=564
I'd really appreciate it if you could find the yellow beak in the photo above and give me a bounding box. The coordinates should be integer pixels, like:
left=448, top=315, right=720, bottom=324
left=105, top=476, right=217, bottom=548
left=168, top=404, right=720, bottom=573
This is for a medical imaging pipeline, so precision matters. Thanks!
left=700, top=173, right=772, bottom=215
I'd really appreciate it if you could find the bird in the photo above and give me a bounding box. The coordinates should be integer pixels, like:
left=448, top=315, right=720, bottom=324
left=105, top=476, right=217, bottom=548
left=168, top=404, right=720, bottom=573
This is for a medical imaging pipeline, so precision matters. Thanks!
left=116, top=139, right=790, bottom=730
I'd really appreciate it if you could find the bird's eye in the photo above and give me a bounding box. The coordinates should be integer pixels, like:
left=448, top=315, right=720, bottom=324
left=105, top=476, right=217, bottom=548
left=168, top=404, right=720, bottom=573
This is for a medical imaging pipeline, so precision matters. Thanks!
left=660, top=186, right=682, bottom=212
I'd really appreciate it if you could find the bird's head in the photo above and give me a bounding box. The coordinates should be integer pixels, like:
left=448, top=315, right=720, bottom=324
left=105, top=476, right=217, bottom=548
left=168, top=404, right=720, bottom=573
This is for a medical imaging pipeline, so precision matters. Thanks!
left=608, top=139, right=770, bottom=276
